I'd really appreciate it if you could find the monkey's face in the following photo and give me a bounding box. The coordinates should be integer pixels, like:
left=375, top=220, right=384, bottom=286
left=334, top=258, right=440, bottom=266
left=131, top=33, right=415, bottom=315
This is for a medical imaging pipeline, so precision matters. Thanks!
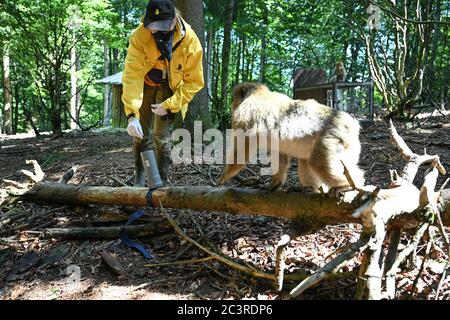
left=231, top=83, right=264, bottom=112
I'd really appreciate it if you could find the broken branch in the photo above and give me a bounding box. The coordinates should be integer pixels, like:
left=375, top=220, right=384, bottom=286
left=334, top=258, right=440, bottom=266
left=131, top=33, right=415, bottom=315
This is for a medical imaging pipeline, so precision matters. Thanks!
left=43, top=222, right=171, bottom=240
left=21, top=160, right=45, bottom=183
left=289, top=233, right=370, bottom=297
left=274, top=234, right=290, bottom=291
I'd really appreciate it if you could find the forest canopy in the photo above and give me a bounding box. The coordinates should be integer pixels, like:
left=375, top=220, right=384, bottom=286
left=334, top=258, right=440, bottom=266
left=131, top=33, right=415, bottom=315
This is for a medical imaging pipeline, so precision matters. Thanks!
left=0, top=0, right=448, bottom=135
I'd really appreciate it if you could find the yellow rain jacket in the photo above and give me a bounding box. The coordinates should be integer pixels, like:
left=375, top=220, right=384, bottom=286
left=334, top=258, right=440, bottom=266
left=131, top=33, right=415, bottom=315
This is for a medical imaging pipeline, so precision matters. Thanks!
left=122, top=16, right=204, bottom=120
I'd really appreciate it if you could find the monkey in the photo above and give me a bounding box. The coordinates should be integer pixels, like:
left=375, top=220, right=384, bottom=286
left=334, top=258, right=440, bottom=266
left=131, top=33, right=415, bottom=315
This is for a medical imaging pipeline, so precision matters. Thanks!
left=331, top=61, right=347, bottom=82
left=217, top=82, right=365, bottom=195
left=331, top=61, right=348, bottom=111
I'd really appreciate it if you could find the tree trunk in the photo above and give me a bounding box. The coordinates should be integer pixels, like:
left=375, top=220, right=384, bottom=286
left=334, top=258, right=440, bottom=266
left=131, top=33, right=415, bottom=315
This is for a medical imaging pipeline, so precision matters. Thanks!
left=241, top=35, right=247, bottom=81
left=258, top=4, right=268, bottom=83
left=44, top=222, right=170, bottom=240
left=175, top=0, right=211, bottom=132
left=245, top=39, right=256, bottom=82
left=70, top=45, right=78, bottom=130
left=206, top=27, right=215, bottom=101
left=211, top=31, right=221, bottom=126
left=234, top=34, right=242, bottom=85
left=75, top=56, right=81, bottom=124
left=259, top=32, right=266, bottom=83
left=112, top=48, right=119, bottom=74
left=51, top=107, right=62, bottom=135
left=349, top=40, right=362, bottom=82
left=2, top=46, right=12, bottom=135
left=22, top=183, right=450, bottom=232
left=13, top=84, right=20, bottom=134
left=364, top=1, right=429, bottom=118
left=103, top=39, right=111, bottom=127
left=220, top=0, right=235, bottom=130
left=424, top=0, right=441, bottom=105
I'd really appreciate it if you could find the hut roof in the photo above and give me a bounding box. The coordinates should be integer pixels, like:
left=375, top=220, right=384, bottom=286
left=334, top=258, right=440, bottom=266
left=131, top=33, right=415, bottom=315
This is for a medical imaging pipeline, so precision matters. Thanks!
left=293, top=69, right=327, bottom=88
left=97, top=72, right=123, bottom=85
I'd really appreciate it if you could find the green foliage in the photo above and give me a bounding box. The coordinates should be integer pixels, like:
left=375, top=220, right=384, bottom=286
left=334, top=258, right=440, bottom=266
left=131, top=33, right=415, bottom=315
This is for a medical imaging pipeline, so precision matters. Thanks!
left=204, top=0, right=376, bottom=128
left=0, top=0, right=148, bottom=134
left=1, top=0, right=447, bottom=134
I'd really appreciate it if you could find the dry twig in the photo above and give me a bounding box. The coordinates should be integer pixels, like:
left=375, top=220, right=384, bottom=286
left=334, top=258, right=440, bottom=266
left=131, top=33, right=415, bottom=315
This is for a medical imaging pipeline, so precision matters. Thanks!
left=21, top=160, right=45, bottom=183
left=274, top=234, right=290, bottom=291
left=289, top=234, right=370, bottom=298
left=110, top=176, right=128, bottom=187
left=145, top=256, right=214, bottom=268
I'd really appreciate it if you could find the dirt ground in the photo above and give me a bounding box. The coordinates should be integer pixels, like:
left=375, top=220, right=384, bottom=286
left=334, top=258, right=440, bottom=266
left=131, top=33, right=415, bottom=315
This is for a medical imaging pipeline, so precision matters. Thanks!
left=0, top=110, right=449, bottom=300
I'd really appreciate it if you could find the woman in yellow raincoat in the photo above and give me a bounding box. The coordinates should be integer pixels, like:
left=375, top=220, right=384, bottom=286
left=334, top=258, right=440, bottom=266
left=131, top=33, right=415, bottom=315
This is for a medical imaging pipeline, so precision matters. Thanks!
left=122, top=0, right=204, bottom=186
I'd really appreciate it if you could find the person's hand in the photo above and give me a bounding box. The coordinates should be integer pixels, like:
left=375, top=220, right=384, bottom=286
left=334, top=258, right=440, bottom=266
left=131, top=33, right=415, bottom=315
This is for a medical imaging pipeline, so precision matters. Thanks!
left=151, top=103, right=168, bottom=116
left=127, top=117, right=143, bottom=139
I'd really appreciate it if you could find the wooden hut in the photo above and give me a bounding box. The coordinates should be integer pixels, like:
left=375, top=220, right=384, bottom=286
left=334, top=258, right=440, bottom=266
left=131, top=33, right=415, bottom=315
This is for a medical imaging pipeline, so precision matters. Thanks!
left=97, top=72, right=127, bottom=128
left=293, top=69, right=328, bottom=104
left=293, top=68, right=374, bottom=122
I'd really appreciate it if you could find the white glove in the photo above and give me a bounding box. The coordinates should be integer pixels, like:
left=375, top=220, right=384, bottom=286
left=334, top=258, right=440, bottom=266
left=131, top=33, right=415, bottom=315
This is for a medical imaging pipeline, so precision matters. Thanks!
left=151, top=103, right=168, bottom=116
left=127, top=117, right=143, bottom=139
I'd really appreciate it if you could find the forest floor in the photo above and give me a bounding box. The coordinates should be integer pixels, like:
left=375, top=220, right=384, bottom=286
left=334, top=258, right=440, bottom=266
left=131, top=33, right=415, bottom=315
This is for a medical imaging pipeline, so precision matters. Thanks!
left=0, top=109, right=449, bottom=300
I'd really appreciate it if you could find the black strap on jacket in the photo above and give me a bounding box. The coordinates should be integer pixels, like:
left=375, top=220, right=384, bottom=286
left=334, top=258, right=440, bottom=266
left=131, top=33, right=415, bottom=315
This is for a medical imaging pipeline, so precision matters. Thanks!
left=157, top=36, right=184, bottom=61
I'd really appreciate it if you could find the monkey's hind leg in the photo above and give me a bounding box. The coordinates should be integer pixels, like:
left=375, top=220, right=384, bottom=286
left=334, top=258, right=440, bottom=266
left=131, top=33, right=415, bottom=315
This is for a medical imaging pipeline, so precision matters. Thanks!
left=309, top=142, right=364, bottom=196
left=298, top=159, right=327, bottom=192
left=264, top=154, right=291, bottom=191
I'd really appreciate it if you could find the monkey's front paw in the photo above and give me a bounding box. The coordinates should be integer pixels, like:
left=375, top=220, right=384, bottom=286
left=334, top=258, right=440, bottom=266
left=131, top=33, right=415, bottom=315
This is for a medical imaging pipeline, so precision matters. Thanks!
left=216, top=174, right=227, bottom=186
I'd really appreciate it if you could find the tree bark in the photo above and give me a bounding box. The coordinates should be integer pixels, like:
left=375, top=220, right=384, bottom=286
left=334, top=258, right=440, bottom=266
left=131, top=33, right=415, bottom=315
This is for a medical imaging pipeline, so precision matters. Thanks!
left=2, top=46, right=12, bottom=135
left=112, top=48, right=119, bottom=74
left=258, top=4, right=268, bottom=83
left=234, top=33, right=242, bottom=85
left=211, top=31, right=221, bottom=124
left=44, top=222, right=171, bottom=240
left=173, top=0, right=211, bottom=131
left=70, top=44, right=78, bottom=130
left=206, top=27, right=215, bottom=101
left=22, top=183, right=450, bottom=231
left=424, top=0, right=441, bottom=105
left=13, top=85, right=20, bottom=134
left=219, top=0, right=235, bottom=130
left=103, top=39, right=111, bottom=127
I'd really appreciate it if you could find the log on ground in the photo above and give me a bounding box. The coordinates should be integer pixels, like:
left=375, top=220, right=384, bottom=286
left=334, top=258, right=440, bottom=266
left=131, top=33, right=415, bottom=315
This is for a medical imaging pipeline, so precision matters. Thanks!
left=22, top=183, right=450, bottom=230
left=44, top=222, right=171, bottom=240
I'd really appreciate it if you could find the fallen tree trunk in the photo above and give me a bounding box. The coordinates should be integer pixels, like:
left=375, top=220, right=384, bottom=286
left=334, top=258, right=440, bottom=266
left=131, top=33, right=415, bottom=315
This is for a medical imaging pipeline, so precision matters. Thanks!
left=43, top=222, right=171, bottom=240
left=21, top=183, right=450, bottom=229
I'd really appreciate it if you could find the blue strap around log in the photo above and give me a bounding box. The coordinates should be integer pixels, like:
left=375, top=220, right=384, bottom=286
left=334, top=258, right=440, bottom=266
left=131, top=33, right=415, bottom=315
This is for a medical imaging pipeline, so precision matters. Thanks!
left=119, top=209, right=154, bottom=259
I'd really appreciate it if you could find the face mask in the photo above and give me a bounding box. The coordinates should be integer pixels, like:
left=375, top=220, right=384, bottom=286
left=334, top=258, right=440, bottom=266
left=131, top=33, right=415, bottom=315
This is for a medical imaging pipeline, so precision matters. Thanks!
left=153, top=30, right=174, bottom=61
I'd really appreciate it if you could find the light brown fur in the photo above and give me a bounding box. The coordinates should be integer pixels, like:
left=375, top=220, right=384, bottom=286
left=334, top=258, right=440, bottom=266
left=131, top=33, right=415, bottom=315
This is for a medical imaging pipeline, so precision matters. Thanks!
left=218, top=82, right=365, bottom=194
left=332, top=61, right=347, bottom=82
